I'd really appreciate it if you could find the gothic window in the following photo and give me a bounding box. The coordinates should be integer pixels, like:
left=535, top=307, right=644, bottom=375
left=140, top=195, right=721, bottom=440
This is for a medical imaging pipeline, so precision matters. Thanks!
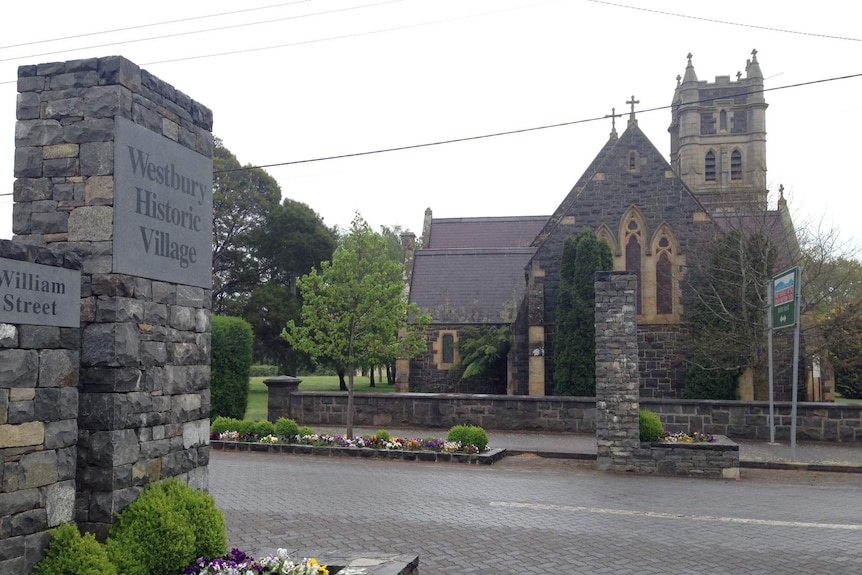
left=623, top=216, right=643, bottom=314
left=628, top=151, right=638, bottom=171
left=705, top=150, right=716, bottom=182
left=442, top=334, right=455, bottom=364
left=656, top=237, right=673, bottom=314
left=719, top=109, right=728, bottom=131
left=731, top=149, right=742, bottom=181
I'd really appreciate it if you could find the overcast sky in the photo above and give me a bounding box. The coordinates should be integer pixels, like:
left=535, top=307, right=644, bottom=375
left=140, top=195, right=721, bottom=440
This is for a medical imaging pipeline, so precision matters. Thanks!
left=1, top=0, right=860, bottom=253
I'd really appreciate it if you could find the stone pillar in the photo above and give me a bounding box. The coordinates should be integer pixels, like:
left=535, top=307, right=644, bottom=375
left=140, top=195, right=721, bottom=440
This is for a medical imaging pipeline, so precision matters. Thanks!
left=526, top=265, right=545, bottom=396
left=264, top=375, right=301, bottom=422
left=0, top=241, right=81, bottom=575
left=594, top=272, right=640, bottom=472
left=14, top=57, right=214, bottom=538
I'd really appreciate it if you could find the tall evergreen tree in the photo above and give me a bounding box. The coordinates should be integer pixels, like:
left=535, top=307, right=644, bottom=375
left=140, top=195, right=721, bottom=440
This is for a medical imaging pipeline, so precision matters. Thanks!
left=553, top=230, right=613, bottom=396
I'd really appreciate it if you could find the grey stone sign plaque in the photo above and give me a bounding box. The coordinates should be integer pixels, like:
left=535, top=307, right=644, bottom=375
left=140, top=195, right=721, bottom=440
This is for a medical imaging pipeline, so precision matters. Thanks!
left=0, top=258, right=81, bottom=327
left=113, top=116, right=213, bottom=288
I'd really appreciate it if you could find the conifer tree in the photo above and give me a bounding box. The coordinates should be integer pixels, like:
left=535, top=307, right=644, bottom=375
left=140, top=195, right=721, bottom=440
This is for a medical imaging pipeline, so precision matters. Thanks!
left=553, top=230, right=613, bottom=395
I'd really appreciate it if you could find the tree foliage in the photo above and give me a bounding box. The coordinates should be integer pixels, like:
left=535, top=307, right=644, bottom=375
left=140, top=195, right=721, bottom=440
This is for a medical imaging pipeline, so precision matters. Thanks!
left=449, top=326, right=511, bottom=391
left=807, top=256, right=862, bottom=399
left=282, top=214, right=430, bottom=437
left=212, top=140, right=336, bottom=374
left=553, top=229, right=613, bottom=396
left=685, top=230, right=775, bottom=399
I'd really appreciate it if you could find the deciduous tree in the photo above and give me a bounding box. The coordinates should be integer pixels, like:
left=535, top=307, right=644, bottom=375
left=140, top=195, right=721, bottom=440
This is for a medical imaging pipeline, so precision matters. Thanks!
left=282, top=214, right=430, bottom=436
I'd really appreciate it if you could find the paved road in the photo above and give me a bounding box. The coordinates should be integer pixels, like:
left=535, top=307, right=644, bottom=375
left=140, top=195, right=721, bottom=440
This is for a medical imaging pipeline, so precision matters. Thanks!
left=210, top=451, right=862, bottom=574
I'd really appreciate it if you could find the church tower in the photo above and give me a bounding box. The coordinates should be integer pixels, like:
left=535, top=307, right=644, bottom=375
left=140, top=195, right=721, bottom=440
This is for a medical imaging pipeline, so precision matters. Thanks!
left=669, top=50, right=768, bottom=212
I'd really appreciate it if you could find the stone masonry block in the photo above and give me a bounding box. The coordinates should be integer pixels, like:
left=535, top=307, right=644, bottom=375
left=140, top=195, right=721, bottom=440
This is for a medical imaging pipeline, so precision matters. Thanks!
left=68, top=206, right=112, bottom=242
left=81, top=323, right=140, bottom=367
left=0, top=350, right=38, bottom=387
left=80, top=141, right=113, bottom=176
left=37, top=349, right=78, bottom=388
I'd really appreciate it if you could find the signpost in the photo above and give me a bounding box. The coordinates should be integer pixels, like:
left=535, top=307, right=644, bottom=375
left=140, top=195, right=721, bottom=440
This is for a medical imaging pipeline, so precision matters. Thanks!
left=768, top=267, right=801, bottom=458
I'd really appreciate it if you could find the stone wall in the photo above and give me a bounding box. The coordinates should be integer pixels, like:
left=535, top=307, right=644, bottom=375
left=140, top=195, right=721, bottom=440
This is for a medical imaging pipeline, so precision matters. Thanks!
left=408, top=324, right=506, bottom=394
left=2, top=55, right=214, bottom=572
left=266, top=391, right=862, bottom=443
left=0, top=241, right=80, bottom=575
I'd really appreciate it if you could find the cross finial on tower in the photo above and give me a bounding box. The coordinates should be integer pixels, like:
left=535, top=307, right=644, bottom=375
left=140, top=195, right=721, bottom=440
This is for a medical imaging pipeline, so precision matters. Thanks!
left=736, top=71, right=742, bottom=81
left=687, top=52, right=693, bottom=64
left=676, top=74, right=681, bottom=87
left=751, top=48, right=758, bottom=61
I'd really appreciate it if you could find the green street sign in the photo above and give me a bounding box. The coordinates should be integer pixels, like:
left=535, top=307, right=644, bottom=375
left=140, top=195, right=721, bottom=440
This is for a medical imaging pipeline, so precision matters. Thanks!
left=772, top=267, right=798, bottom=330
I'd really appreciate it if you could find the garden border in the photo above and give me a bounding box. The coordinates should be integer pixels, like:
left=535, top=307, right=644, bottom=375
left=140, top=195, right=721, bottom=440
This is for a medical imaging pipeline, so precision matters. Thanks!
left=210, top=440, right=506, bottom=464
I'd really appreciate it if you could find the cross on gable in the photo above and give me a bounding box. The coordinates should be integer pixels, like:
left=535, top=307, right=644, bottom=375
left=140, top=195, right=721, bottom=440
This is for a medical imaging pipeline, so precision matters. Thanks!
left=605, top=106, right=622, bottom=134
left=626, top=95, right=639, bottom=117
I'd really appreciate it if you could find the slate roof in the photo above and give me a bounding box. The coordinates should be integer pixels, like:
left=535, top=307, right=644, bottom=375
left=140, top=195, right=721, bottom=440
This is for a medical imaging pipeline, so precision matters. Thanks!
left=409, top=247, right=535, bottom=324
left=711, top=207, right=801, bottom=271
left=426, top=216, right=548, bottom=249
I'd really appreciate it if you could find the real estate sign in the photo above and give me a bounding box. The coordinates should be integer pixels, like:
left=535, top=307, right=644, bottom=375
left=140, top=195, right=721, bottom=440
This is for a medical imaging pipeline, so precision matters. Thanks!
left=772, top=267, right=798, bottom=330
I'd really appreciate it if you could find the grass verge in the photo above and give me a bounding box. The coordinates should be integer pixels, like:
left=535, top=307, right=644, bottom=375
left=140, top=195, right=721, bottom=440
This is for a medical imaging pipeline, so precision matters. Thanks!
left=244, top=375, right=398, bottom=420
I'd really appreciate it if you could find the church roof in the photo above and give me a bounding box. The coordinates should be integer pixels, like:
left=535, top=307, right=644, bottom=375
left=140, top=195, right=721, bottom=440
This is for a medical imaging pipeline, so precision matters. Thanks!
left=409, top=247, right=534, bottom=324
left=426, top=216, right=547, bottom=249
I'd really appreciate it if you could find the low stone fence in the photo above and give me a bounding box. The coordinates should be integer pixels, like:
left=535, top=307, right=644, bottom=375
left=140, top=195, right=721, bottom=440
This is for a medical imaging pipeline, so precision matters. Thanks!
left=629, top=437, right=740, bottom=478
left=266, top=387, right=862, bottom=443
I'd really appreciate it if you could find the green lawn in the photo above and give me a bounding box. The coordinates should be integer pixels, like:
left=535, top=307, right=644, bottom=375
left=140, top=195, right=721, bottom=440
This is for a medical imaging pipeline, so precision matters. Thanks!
left=835, top=393, right=862, bottom=405
left=244, top=374, right=398, bottom=421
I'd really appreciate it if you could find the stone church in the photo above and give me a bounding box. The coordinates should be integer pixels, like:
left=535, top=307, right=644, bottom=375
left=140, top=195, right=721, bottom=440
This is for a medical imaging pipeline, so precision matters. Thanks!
left=402, top=51, right=806, bottom=402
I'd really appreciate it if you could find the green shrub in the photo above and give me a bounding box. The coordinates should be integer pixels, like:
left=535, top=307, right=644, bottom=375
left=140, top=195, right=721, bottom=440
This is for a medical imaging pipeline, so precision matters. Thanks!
left=639, top=410, right=664, bottom=442
left=106, top=479, right=225, bottom=575
left=447, top=425, right=489, bottom=451
left=275, top=418, right=299, bottom=437
left=376, top=429, right=391, bottom=442
left=33, top=523, right=117, bottom=575
left=211, top=315, right=254, bottom=420
left=298, top=426, right=315, bottom=437
left=235, top=419, right=257, bottom=436
left=210, top=416, right=242, bottom=434
left=160, top=480, right=226, bottom=561
left=251, top=419, right=275, bottom=437
left=249, top=364, right=279, bottom=377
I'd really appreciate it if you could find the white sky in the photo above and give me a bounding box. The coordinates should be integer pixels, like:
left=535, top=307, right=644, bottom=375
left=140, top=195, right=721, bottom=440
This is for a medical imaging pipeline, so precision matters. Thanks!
left=1, top=0, right=861, bottom=252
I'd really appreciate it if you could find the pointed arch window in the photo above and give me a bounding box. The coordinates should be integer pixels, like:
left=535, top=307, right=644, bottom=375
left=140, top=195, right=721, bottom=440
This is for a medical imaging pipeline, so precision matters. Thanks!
left=628, top=151, right=638, bottom=171
left=719, top=109, right=728, bottom=131
left=731, top=149, right=742, bottom=181
left=624, top=217, right=643, bottom=314
left=705, top=151, right=716, bottom=182
left=655, top=237, right=673, bottom=314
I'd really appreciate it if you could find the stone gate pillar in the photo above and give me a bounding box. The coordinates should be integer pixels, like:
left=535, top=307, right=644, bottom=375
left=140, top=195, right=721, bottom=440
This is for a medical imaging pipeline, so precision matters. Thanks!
left=594, top=272, right=639, bottom=472
left=13, top=57, right=214, bottom=538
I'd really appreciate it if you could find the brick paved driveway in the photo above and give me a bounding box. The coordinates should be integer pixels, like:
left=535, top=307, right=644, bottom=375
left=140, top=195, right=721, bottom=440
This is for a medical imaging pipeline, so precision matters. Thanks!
left=209, top=451, right=862, bottom=574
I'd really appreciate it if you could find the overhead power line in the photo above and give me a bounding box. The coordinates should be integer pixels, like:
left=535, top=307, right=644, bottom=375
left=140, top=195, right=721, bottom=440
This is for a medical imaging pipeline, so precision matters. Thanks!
left=214, top=72, right=862, bottom=175
left=588, top=0, right=862, bottom=42
left=0, top=1, right=312, bottom=51
left=0, top=0, right=401, bottom=65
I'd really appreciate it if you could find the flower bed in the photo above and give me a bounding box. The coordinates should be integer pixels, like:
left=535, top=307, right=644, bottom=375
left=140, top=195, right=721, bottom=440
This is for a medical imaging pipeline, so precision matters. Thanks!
left=209, top=421, right=506, bottom=465
left=184, top=548, right=330, bottom=575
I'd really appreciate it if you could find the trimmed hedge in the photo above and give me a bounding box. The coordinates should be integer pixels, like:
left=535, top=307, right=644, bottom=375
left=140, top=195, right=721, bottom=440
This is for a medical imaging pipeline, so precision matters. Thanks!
left=211, top=315, right=254, bottom=419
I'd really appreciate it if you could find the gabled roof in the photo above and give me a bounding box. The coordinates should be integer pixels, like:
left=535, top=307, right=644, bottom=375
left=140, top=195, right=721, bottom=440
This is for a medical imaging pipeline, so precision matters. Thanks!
left=426, top=216, right=548, bottom=249
left=711, top=205, right=801, bottom=271
left=409, top=247, right=534, bottom=324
